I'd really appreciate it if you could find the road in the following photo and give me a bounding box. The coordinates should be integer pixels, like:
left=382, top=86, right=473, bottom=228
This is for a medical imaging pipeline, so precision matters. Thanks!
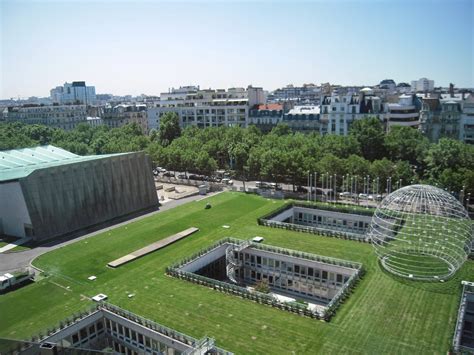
left=0, top=192, right=220, bottom=274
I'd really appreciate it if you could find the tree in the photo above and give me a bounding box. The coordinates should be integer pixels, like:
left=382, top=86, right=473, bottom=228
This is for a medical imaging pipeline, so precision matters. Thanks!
left=349, top=117, right=386, bottom=161
left=425, top=138, right=472, bottom=179
left=385, top=126, right=429, bottom=166
left=270, top=123, right=291, bottom=136
left=159, top=112, right=181, bottom=146
left=343, top=155, right=371, bottom=177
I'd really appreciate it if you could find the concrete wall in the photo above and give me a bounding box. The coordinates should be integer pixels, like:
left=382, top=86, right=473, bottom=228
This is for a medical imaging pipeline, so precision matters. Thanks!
left=0, top=181, right=31, bottom=237
left=20, top=152, right=158, bottom=241
left=180, top=244, right=228, bottom=272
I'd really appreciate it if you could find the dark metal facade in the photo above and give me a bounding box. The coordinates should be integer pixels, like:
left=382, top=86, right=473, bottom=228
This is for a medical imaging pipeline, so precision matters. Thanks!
left=20, top=152, right=158, bottom=241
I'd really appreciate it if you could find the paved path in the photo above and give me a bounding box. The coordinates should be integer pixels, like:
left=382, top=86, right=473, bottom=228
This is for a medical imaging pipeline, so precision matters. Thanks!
left=108, top=227, right=199, bottom=267
left=0, top=192, right=222, bottom=274
left=0, top=237, right=31, bottom=253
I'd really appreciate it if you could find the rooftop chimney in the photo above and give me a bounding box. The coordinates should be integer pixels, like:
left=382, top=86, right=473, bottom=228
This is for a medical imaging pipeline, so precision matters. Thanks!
left=449, top=83, right=454, bottom=98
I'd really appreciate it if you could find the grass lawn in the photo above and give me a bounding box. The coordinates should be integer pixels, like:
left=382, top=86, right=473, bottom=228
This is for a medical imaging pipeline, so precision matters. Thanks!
left=0, top=192, right=472, bottom=354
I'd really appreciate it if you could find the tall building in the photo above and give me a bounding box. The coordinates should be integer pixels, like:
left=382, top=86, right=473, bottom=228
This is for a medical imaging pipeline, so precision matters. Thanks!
left=147, top=85, right=265, bottom=131
left=411, top=78, right=435, bottom=92
left=50, top=81, right=97, bottom=105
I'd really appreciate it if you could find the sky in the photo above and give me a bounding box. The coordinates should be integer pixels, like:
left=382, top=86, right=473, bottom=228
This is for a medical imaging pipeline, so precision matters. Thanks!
left=0, top=0, right=473, bottom=99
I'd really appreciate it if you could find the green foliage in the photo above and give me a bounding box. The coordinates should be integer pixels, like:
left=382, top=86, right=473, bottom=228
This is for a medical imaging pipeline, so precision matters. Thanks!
left=158, top=112, right=181, bottom=146
left=254, top=279, right=271, bottom=294
left=1, top=121, right=472, bottom=193
left=384, top=126, right=429, bottom=166
left=349, top=116, right=386, bottom=161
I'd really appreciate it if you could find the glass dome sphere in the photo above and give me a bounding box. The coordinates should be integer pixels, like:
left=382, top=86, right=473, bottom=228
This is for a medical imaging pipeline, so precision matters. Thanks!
left=369, top=184, right=472, bottom=280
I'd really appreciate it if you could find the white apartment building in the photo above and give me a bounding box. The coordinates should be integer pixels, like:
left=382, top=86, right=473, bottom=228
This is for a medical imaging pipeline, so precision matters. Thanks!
left=460, top=95, right=474, bottom=144
left=147, top=86, right=265, bottom=131
left=50, top=81, right=96, bottom=105
left=3, top=104, right=88, bottom=130
left=385, top=94, right=421, bottom=130
left=411, top=78, right=435, bottom=92
left=320, top=88, right=383, bottom=135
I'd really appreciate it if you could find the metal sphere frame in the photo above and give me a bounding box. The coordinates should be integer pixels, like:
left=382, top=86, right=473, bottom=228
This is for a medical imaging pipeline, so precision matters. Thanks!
left=369, top=184, right=472, bottom=280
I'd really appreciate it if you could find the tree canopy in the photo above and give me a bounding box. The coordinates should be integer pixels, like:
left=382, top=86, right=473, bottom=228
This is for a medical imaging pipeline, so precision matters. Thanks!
left=1, top=118, right=473, bottom=194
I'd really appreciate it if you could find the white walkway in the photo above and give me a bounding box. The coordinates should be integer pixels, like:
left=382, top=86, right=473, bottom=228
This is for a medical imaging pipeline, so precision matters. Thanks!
left=0, top=237, right=31, bottom=253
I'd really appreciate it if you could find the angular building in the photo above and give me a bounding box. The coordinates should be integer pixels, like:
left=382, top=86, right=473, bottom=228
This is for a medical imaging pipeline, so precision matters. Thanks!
left=0, top=145, right=158, bottom=241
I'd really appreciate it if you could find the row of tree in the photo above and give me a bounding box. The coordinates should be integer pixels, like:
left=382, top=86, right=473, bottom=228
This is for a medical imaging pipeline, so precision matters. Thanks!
left=1, top=114, right=473, bottom=194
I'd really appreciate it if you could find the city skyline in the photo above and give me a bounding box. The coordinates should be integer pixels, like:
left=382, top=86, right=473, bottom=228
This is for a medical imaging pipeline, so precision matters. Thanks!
left=1, top=0, right=473, bottom=99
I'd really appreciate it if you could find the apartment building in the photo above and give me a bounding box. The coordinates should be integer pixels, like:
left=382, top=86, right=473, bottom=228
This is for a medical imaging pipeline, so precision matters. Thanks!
left=102, top=104, right=148, bottom=131
left=248, top=103, right=284, bottom=132
left=460, top=95, right=474, bottom=144
left=419, top=93, right=467, bottom=142
left=3, top=104, right=88, bottom=130
left=283, top=106, right=322, bottom=133
left=267, top=83, right=321, bottom=104
left=147, top=86, right=265, bottom=131
left=320, top=88, right=383, bottom=135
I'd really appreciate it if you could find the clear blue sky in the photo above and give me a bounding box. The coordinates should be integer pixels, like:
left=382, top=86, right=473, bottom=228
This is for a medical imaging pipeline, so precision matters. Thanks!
left=1, top=0, right=473, bottom=99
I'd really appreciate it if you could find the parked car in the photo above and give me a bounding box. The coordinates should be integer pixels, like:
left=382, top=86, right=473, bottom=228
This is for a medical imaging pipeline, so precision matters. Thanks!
left=162, top=172, right=173, bottom=177
left=358, top=193, right=369, bottom=199
left=222, top=178, right=233, bottom=185
left=296, top=186, right=308, bottom=193
left=178, top=173, right=187, bottom=179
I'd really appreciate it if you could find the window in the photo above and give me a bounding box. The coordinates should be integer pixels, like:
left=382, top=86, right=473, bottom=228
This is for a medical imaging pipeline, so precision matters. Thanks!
left=337, top=274, right=343, bottom=283
left=322, top=271, right=328, bottom=280
left=80, top=327, right=88, bottom=340
left=72, top=333, right=79, bottom=344
left=257, top=256, right=262, bottom=264
left=308, top=267, right=314, bottom=276
left=89, top=325, right=96, bottom=339
left=294, top=265, right=300, bottom=273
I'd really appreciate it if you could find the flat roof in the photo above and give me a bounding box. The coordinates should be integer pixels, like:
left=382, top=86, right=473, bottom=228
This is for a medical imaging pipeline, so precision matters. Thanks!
left=0, top=145, right=127, bottom=182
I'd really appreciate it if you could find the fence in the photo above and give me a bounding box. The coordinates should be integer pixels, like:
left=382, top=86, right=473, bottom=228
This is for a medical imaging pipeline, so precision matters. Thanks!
left=167, top=237, right=364, bottom=321
left=154, top=176, right=225, bottom=192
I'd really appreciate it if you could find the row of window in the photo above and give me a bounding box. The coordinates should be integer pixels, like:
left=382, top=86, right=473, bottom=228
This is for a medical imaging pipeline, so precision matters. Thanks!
left=294, top=213, right=369, bottom=232
left=105, top=318, right=184, bottom=355
left=71, top=320, right=104, bottom=346
left=238, top=252, right=350, bottom=284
